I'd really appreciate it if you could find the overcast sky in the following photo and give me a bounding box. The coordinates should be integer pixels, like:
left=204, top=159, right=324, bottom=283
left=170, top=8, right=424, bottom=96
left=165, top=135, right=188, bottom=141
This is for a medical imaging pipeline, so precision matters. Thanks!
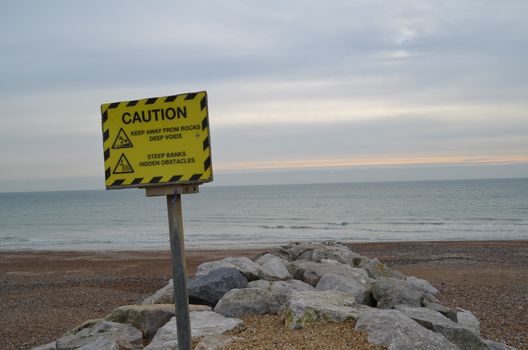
left=1, top=1, right=527, bottom=191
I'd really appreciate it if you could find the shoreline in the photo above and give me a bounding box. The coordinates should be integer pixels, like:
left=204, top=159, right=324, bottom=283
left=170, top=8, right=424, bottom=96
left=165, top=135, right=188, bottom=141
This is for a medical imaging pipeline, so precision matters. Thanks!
left=2, top=238, right=528, bottom=253
left=1, top=240, right=527, bottom=349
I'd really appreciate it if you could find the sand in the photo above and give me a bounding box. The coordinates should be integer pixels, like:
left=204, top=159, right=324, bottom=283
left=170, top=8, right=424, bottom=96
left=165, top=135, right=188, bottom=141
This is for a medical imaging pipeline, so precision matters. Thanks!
left=0, top=240, right=526, bottom=350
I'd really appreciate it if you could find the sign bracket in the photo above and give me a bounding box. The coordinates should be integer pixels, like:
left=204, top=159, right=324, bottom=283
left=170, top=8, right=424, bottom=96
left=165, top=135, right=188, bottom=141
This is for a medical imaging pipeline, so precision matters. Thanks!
left=145, top=184, right=199, bottom=197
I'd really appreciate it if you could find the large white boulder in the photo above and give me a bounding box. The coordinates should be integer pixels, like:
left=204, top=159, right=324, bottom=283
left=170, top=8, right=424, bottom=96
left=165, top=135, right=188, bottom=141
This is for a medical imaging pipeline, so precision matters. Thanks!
left=145, top=311, right=242, bottom=350
left=55, top=320, right=143, bottom=350
left=371, top=277, right=424, bottom=308
left=256, top=253, right=291, bottom=280
left=456, top=307, right=481, bottom=336
left=290, top=259, right=372, bottom=287
left=406, top=276, right=440, bottom=296
left=270, top=279, right=314, bottom=294
left=280, top=290, right=362, bottom=330
left=395, top=305, right=488, bottom=349
left=105, top=304, right=175, bottom=342
left=315, top=273, right=374, bottom=305
left=214, top=288, right=282, bottom=317
left=196, top=257, right=262, bottom=281
left=188, top=267, right=248, bottom=306
left=355, top=308, right=459, bottom=350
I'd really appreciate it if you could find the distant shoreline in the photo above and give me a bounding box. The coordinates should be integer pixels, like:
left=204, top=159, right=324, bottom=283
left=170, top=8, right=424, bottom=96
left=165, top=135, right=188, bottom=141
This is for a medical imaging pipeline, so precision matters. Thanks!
left=1, top=238, right=527, bottom=253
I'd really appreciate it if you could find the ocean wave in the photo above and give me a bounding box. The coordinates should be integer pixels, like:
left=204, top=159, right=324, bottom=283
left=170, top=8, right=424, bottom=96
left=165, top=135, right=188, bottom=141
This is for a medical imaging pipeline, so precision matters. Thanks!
left=0, top=236, right=29, bottom=242
left=439, top=221, right=528, bottom=226
left=335, top=221, right=445, bottom=226
left=380, top=221, right=445, bottom=226
left=258, top=225, right=340, bottom=230
left=326, top=222, right=351, bottom=226
left=190, top=215, right=307, bottom=221
left=449, top=228, right=517, bottom=233
left=464, top=217, right=524, bottom=222
left=353, top=228, right=430, bottom=234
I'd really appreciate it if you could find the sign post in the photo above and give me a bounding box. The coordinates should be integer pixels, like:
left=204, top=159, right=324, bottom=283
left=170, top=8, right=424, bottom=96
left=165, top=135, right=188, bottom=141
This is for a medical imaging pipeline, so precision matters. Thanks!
left=101, top=91, right=213, bottom=350
left=167, top=192, right=191, bottom=349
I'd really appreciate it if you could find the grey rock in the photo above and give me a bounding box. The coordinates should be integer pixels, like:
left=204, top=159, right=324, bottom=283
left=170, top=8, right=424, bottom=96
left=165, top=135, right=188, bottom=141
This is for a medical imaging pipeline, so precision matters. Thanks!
left=252, top=280, right=315, bottom=308
left=142, top=279, right=174, bottom=304
left=286, top=241, right=326, bottom=261
left=423, top=301, right=458, bottom=322
left=196, top=257, right=262, bottom=281
left=283, top=241, right=369, bottom=267
left=407, top=276, right=440, bottom=295
left=257, top=246, right=292, bottom=262
left=395, top=305, right=488, bottom=350
left=146, top=311, right=242, bottom=350
left=105, top=304, right=175, bottom=342
left=320, top=259, right=372, bottom=281
left=315, top=273, right=374, bottom=305
left=55, top=320, right=143, bottom=350
left=188, top=267, right=248, bottom=306
left=457, top=307, right=481, bottom=336
left=299, top=245, right=369, bottom=267
left=31, top=342, right=56, bottom=350
left=360, top=258, right=405, bottom=280
left=269, top=279, right=314, bottom=294
left=256, top=254, right=291, bottom=280
left=423, top=292, right=440, bottom=304
left=290, top=259, right=372, bottom=287
left=63, top=318, right=102, bottom=336
left=247, top=279, right=314, bottom=295
left=280, top=290, right=361, bottom=330
left=247, top=279, right=271, bottom=290
left=185, top=310, right=243, bottom=337
left=484, top=339, right=517, bottom=350
left=256, top=252, right=290, bottom=267
left=214, top=288, right=282, bottom=317
left=371, top=277, right=424, bottom=309
left=355, top=308, right=459, bottom=350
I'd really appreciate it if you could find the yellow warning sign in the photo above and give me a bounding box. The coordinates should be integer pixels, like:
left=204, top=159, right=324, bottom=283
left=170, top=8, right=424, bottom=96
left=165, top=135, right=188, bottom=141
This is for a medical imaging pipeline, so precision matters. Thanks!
left=101, top=91, right=213, bottom=189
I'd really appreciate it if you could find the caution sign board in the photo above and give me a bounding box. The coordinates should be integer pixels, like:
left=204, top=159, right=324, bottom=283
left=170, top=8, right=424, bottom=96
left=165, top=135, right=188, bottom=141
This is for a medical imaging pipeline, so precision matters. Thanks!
left=101, top=91, right=212, bottom=189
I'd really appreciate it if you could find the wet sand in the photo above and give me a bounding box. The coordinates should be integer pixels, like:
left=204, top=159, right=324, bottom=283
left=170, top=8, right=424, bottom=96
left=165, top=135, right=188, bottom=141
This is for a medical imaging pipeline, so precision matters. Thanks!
left=1, top=240, right=526, bottom=349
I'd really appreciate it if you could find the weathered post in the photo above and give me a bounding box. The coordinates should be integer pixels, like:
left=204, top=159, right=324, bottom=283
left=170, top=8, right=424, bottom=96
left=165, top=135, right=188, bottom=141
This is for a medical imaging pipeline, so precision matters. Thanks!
left=166, top=192, right=191, bottom=349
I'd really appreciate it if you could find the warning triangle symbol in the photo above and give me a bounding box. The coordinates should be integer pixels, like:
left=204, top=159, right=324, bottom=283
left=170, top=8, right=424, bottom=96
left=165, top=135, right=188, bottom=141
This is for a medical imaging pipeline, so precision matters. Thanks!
left=112, top=128, right=133, bottom=149
left=113, top=153, right=134, bottom=174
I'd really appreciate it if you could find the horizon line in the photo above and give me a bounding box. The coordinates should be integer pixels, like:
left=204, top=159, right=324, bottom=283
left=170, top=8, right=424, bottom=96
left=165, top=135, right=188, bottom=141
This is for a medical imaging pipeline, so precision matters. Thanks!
left=1, top=176, right=527, bottom=194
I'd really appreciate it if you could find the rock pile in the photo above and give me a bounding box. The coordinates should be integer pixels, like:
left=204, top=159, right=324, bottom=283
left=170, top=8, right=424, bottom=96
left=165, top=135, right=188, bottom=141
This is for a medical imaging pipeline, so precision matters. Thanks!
left=33, top=241, right=516, bottom=350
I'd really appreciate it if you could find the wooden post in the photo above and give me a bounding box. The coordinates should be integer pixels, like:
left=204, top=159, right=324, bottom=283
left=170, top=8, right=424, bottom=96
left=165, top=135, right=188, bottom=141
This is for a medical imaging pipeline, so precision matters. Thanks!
left=145, top=184, right=198, bottom=349
left=166, top=193, right=192, bottom=350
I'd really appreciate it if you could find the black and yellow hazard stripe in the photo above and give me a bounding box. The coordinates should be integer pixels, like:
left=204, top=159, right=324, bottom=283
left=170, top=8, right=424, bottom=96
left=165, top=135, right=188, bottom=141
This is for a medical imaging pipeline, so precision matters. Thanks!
left=101, top=91, right=212, bottom=189
left=200, top=92, right=212, bottom=175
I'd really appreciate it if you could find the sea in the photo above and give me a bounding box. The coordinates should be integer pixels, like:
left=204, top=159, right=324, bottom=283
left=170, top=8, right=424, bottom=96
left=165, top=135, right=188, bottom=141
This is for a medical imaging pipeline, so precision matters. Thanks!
left=0, top=178, right=527, bottom=251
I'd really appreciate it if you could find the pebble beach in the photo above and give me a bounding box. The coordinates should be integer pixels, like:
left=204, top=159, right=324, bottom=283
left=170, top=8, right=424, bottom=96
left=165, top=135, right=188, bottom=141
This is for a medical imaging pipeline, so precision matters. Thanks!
left=1, top=240, right=527, bottom=349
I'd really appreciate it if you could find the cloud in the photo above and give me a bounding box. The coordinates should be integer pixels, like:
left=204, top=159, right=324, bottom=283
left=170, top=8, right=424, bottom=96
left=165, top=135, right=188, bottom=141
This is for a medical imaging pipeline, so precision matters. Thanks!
left=2, top=1, right=526, bottom=93
left=211, top=116, right=528, bottom=167
left=0, top=1, right=527, bottom=188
